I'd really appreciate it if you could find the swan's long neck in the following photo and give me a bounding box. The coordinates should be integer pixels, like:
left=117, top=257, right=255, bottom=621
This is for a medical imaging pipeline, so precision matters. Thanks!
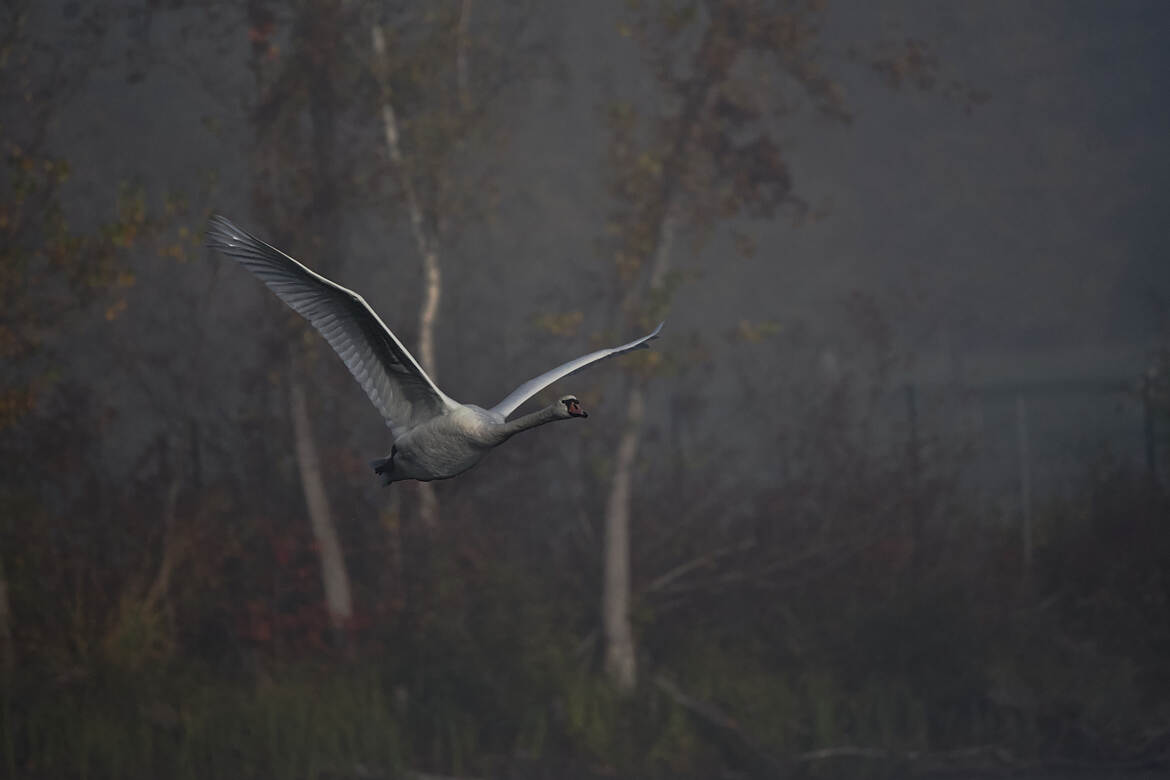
left=492, top=403, right=563, bottom=443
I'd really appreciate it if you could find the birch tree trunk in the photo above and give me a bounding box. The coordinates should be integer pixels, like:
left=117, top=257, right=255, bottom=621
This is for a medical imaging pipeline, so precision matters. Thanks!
left=599, top=0, right=854, bottom=690
left=601, top=214, right=676, bottom=691
left=371, top=23, right=443, bottom=531
left=603, top=387, right=643, bottom=690
left=290, top=377, right=353, bottom=629
left=415, top=245, right=441, bottom=530
left=244, top=0, right=356, bottom=638
left=287, top=0, right=357, bottom=634
left=597, top=16, right=714, bottom=692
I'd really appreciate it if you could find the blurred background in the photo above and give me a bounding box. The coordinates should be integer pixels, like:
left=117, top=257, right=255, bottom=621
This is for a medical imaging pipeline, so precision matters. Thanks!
left=2, top=1, right=1168, bottom=778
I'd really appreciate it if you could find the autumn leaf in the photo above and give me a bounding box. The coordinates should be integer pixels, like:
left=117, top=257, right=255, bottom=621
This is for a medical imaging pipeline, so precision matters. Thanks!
left=533, top=310, right=584, bottom=337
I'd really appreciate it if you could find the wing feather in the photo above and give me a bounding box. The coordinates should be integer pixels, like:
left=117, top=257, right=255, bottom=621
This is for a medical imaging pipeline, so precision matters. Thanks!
left=490, top=322, right=664, bottom=419
left=206, top=215, right=454, bottom=437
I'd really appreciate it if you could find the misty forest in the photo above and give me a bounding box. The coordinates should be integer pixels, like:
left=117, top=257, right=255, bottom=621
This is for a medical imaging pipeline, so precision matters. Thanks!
left=2, top=1, right=1168, bottom=778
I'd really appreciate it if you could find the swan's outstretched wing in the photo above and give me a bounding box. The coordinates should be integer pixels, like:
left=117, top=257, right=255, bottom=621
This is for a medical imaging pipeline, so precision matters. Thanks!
left=490, top=322, right=664, bottom=419
left=207, top=215, right=456, bottom=438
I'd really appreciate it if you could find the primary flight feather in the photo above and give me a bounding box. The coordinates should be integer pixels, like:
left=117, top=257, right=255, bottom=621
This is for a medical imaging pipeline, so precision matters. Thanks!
left=206, top=215, right=663, bottom=484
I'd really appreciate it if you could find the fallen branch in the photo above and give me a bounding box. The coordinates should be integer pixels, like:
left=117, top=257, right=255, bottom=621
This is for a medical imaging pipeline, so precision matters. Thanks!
left=642, top=539, right=755, bottom=595
left=654, top=676, right=1170, bottom=779
left=653, top=675, right=786, bottom=778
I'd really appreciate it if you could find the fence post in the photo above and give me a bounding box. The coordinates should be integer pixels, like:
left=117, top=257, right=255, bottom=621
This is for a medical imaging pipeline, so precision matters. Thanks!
left=1015, top=395, right=1033, bottom=584
left=906, top=383, right=922, bottom=540
left=1143, top=370, right=1159, bottom=486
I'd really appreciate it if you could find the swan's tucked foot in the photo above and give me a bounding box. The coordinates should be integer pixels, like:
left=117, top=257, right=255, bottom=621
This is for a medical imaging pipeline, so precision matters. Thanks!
left=370, top=455, right=394, bottom=486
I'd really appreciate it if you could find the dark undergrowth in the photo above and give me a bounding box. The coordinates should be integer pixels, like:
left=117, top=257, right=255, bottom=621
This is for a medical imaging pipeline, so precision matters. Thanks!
left=4, top=464, right=1168, bottom=780
left=3, top=376, right=1168, bottom=779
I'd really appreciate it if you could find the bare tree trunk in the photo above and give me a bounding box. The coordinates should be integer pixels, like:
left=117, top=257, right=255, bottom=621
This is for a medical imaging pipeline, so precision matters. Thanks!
left=601, top=214, right=676, bottom=691
left=300, top=0, right=355, bottom=634
left=290, top=377, right=353, bottom=630
left=1015, top=394, right=1032, bottom=587
left=415, top=479, right=440, bottom=533
left=414, top=243, right=442, bottom=530
left=245, top=0, right=356, bottom=638
left=603, top=387, right=643, bottom=690
left=371, top=23, right=442, bottom=531
left=0, top=553, right=12, bottom=777
left=382, top=486, right=404, bottom=602
left=456, top=0, right=473, bottom=109
left=144, top=477, right=182, bottom=610
left=0, top=558, right=12, bottom=673
left=417, top=247, right=442, bottom=385
left=0, top=555, right=12, bottom=671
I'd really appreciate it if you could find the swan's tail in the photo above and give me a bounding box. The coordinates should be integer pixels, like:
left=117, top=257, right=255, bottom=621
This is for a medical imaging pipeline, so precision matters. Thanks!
left=370, top=456, right=394, bottom=486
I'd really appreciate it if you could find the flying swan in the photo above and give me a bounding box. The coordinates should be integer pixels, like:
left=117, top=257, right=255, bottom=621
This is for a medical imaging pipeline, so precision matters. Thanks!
left=206, top=216, right=663, bottom=485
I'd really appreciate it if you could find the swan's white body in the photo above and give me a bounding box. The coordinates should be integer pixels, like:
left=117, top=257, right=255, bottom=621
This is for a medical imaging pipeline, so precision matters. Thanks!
left=206, top=216, right=663, bottom=484
left=390, top=404, right=504, bottom=482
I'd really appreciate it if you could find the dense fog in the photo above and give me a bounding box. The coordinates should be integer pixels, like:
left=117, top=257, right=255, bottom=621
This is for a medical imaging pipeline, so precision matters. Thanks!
left=2, top=2, right=1167, bottom=778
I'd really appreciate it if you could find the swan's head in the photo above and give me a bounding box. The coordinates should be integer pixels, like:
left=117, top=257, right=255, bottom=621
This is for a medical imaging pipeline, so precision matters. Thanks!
left=559, top=395, right=588, bottom=419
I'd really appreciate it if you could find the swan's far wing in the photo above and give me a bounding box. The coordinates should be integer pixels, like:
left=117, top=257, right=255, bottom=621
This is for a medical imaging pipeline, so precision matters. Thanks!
left=207, top=215, right=454, bottom=437
left=489, top=322, right=664, bottom=419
